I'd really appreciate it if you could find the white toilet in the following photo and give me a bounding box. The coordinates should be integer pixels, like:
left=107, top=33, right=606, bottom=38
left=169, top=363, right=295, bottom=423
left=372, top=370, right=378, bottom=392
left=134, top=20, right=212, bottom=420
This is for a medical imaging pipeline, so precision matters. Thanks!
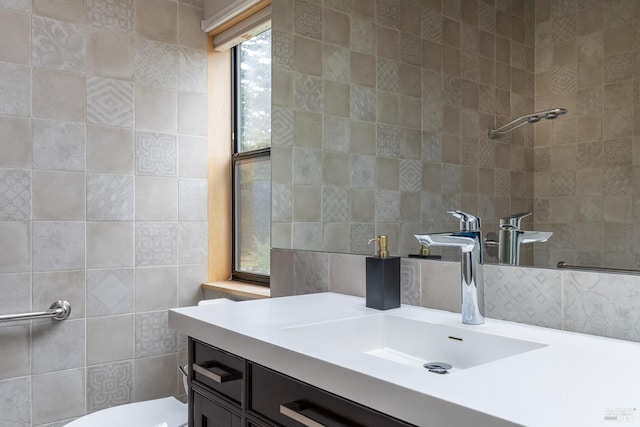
left=65, top=299, right=234, bottom=427
left=64, top=396, right=188, bottom=427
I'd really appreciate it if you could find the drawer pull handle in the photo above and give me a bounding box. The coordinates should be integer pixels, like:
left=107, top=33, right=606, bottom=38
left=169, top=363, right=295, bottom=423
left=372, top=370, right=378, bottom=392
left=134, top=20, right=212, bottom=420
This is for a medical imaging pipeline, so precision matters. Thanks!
left=280, top=401, right=327, bottom=427
left=192, top=362, right=236, bottom=384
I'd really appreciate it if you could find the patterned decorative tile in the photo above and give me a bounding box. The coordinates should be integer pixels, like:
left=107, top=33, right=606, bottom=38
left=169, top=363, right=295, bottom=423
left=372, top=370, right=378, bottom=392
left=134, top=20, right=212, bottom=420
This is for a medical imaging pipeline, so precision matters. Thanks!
left=32, top=16, right=85, bottom=73
left=485, top=265, right=562, bottom=329
left=350, top=223, right=375, bottom=254
left=377, top=58, right=400, bottom=93
left=323, top=45, right=350, bottom=83
left=534, top=147, right=550, bottom=171
left=87, top=361, right=133, bottom=413
left=550, top=66, right=577, bottom=94
left=550, top=171, right=575, bottom=197
left=400, top=258, right=421, bottom=305
left=86, top=268, right=134, bottom=316
left=421, top=131, right=442, bottom=163
left=272, top=106, right=294, bottom=147
left=0, top=62, right=30, bottom=116
left=494, top=169, right=511, bottom=196
left=604, top=53, right=631, bottom=83
left=401, top=33, right=421, bottom=66
left=375, top=190, right=400, bottom=222
left=273, top=30, right=293, bottom=70
left=0, top=377, right=30, bottom=426
left=322, top=187, right=349, bottom=222
left=293, top=73, right=323, bottom=112
left=377, top=124, right=400, bottom=157
left=603, top=166, right=632, bottom=195
left=421, top=8, right=442, bottom=43
left=0, top=169, right=30, bottom=221
left=552, top=14, right=576, bottom=43
left=350, top=85, right=376, bottom=122
left=351, top=17, right=375, bottom=54
left=478, top=139, right=495, bottom=167
left=293, top=250, right=329, bottom=294
left=376, top=0, right=400, bottom=29
left=87, top=77, right=134, bottom=128
left=135, top=131, right=178, bottom=176
left=460, top=138, right=477, bottom=166
left=535, top=198, right=551, bottom=222
left=604, top=139, right=632, bottom=166
left=564, top=271, right=640, bottom=342
left=442, top=74, right=460, bottom=106
left=135, top=311, right=177, bottom=357
left=399, top=159, right=421, bottom=192
left=604, top=108, right=632, bottom=139
left=577, top=142, right=602, bottom=168
left=87, top=0, right=135, bottom=33
left=294, top=0, right=322, bottom=39
left=136, top=39, right=178, bottom=89
left=478, top=0, right=496, bottom=33
left=32, top=119, right=85, bottom=171
left=135, top=222, right=177, bottom=266
left=604, top=0, right=634, bottom=28
left=86, top=173, right=134, bottom=220
left=32, top=222, right=85, bottom=271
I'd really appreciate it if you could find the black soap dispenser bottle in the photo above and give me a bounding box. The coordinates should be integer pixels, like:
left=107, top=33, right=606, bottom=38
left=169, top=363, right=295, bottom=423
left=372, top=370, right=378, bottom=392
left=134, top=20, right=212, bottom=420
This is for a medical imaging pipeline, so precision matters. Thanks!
left=366, top=235, right=401, bottom=310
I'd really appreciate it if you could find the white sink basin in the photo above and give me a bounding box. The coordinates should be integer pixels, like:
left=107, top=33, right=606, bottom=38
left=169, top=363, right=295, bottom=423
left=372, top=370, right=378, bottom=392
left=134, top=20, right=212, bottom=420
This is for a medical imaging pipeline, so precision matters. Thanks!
left=282, top=314, right=546, bottom=372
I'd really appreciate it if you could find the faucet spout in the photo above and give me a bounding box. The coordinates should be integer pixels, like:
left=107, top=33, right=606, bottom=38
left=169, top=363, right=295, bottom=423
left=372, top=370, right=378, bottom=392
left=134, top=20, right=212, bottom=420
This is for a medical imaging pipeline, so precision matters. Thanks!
left=415, top=211, right=485, bottom=325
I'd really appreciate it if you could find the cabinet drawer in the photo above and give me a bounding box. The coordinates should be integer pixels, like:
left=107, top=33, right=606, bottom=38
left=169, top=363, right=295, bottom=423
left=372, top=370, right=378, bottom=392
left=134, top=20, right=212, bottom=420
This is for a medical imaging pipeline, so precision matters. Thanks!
left=249, top=364, right=414, bottom=427
left=192, top=339, right=244, bottom=404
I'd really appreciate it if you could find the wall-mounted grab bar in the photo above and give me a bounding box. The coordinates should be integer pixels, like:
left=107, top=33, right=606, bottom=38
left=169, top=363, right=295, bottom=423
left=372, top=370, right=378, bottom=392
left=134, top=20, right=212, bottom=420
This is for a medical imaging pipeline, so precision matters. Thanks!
left=557, top=262, right=639, bottom=275
left=0, top=300, right=71, bottom=323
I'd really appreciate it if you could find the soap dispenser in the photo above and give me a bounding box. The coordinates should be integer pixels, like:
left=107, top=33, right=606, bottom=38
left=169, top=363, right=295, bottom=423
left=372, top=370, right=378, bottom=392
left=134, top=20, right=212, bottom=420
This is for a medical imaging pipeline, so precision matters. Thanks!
left=366, top=235, right=401, bottom=310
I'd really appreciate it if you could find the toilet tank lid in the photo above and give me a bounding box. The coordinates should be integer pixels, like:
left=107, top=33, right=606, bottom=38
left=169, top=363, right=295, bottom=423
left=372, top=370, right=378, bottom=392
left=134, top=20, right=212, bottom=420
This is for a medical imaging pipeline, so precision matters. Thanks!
left=64, top=397, right=187, bottom=427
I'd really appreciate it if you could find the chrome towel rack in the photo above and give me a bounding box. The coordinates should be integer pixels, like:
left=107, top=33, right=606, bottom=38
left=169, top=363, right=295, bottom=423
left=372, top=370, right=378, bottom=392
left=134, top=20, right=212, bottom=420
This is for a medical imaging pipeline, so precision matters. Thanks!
left=0, top=300, right=71, bottom=323
left=557, top=262, right=639, bottom=275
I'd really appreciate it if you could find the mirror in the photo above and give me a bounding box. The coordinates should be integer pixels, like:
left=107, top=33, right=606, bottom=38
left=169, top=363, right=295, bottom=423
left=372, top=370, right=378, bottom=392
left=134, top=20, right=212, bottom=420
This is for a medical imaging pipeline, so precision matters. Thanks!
left=270, top=0, right=640, bottom=270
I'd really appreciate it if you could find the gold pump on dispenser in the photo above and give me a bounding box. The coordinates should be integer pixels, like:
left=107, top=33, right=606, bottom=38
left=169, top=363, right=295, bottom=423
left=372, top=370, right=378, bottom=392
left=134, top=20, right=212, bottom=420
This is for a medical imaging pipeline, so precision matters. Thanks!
left=368, top=235, right=389, bottom=258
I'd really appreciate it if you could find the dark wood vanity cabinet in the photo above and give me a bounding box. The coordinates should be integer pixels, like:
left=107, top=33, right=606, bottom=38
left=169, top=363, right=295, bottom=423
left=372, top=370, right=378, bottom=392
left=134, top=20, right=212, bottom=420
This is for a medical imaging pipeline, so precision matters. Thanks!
left=188, top=338, right=415, bottom=427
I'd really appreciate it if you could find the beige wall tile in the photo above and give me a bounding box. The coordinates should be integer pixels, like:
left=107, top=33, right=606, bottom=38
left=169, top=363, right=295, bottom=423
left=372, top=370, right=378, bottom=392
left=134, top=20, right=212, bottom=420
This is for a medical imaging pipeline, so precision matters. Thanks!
left=86, top=29, right=134, bottom=79
left=0, top=115, right=30, bottom=168
left=137, top=0, right=177, bottom=44
left=0, top=8, right=30, bottom=64
left=32, top=171, right=85, bottom=220
left=135, top=85, right=177, bottom=133
left=178, top=4, right=206, bottom=49
left=33, top=0, right=85, bottom=23
left=32, top=68, right=85, bottom=122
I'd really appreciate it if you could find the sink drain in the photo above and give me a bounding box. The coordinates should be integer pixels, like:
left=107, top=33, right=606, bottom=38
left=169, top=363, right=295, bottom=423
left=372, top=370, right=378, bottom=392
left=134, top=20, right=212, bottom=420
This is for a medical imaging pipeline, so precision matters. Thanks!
left=424, top=362, right=452, bottom=374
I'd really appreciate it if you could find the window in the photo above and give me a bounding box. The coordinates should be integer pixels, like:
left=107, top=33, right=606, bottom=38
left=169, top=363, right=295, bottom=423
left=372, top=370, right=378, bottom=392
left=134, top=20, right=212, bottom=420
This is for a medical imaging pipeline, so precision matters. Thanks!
left=231, top=29, right=272, bottom=284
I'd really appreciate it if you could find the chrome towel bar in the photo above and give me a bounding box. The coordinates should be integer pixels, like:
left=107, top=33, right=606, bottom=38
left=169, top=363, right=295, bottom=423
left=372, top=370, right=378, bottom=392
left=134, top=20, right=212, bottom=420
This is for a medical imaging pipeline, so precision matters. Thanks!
left=557, top=262, right=639, bottom=275
left=0, top=300, right=71, bottom=323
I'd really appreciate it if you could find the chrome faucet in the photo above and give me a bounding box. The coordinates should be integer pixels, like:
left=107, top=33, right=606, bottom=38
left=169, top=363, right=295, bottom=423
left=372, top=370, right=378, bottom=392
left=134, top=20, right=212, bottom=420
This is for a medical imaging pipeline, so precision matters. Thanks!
left=415, top=211, right=485, bottom=325
left=497, top=213, right=552, bottom=265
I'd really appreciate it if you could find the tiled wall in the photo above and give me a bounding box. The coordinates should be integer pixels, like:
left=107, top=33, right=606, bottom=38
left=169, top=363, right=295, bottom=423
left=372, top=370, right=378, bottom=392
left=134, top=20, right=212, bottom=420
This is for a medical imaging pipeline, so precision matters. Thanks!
left=271, top=0, right=537, bottom=259
left=533, top=0, right=640, bottom=269
left=0, top=1, right=208, bottom=425
left=271, top=248, right=640, bottom=343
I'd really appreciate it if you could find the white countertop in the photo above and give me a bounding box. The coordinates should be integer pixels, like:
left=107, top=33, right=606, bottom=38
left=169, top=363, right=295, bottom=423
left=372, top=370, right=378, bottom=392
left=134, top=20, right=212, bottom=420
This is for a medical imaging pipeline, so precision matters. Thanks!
left=169, top=292, right=640, bottom=427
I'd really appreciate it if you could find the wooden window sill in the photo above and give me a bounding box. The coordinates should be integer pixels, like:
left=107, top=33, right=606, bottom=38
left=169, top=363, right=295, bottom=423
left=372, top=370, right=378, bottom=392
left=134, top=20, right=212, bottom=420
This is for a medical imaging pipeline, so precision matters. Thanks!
left=202, top=281, right=270, bottom=299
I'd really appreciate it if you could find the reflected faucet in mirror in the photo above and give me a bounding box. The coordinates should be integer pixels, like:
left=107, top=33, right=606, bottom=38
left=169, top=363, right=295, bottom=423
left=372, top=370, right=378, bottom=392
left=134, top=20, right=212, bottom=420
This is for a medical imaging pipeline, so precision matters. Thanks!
left=485, top=213, right=553, bottom=266
left=415, top=211, right=485, bottom=325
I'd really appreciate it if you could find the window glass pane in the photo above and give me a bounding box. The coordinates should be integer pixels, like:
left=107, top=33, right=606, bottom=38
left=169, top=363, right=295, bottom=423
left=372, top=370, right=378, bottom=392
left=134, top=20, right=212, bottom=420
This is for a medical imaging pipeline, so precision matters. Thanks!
left=238, top=29, right=272, bottom=153
left=235, top=156, right=271, bottom=275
